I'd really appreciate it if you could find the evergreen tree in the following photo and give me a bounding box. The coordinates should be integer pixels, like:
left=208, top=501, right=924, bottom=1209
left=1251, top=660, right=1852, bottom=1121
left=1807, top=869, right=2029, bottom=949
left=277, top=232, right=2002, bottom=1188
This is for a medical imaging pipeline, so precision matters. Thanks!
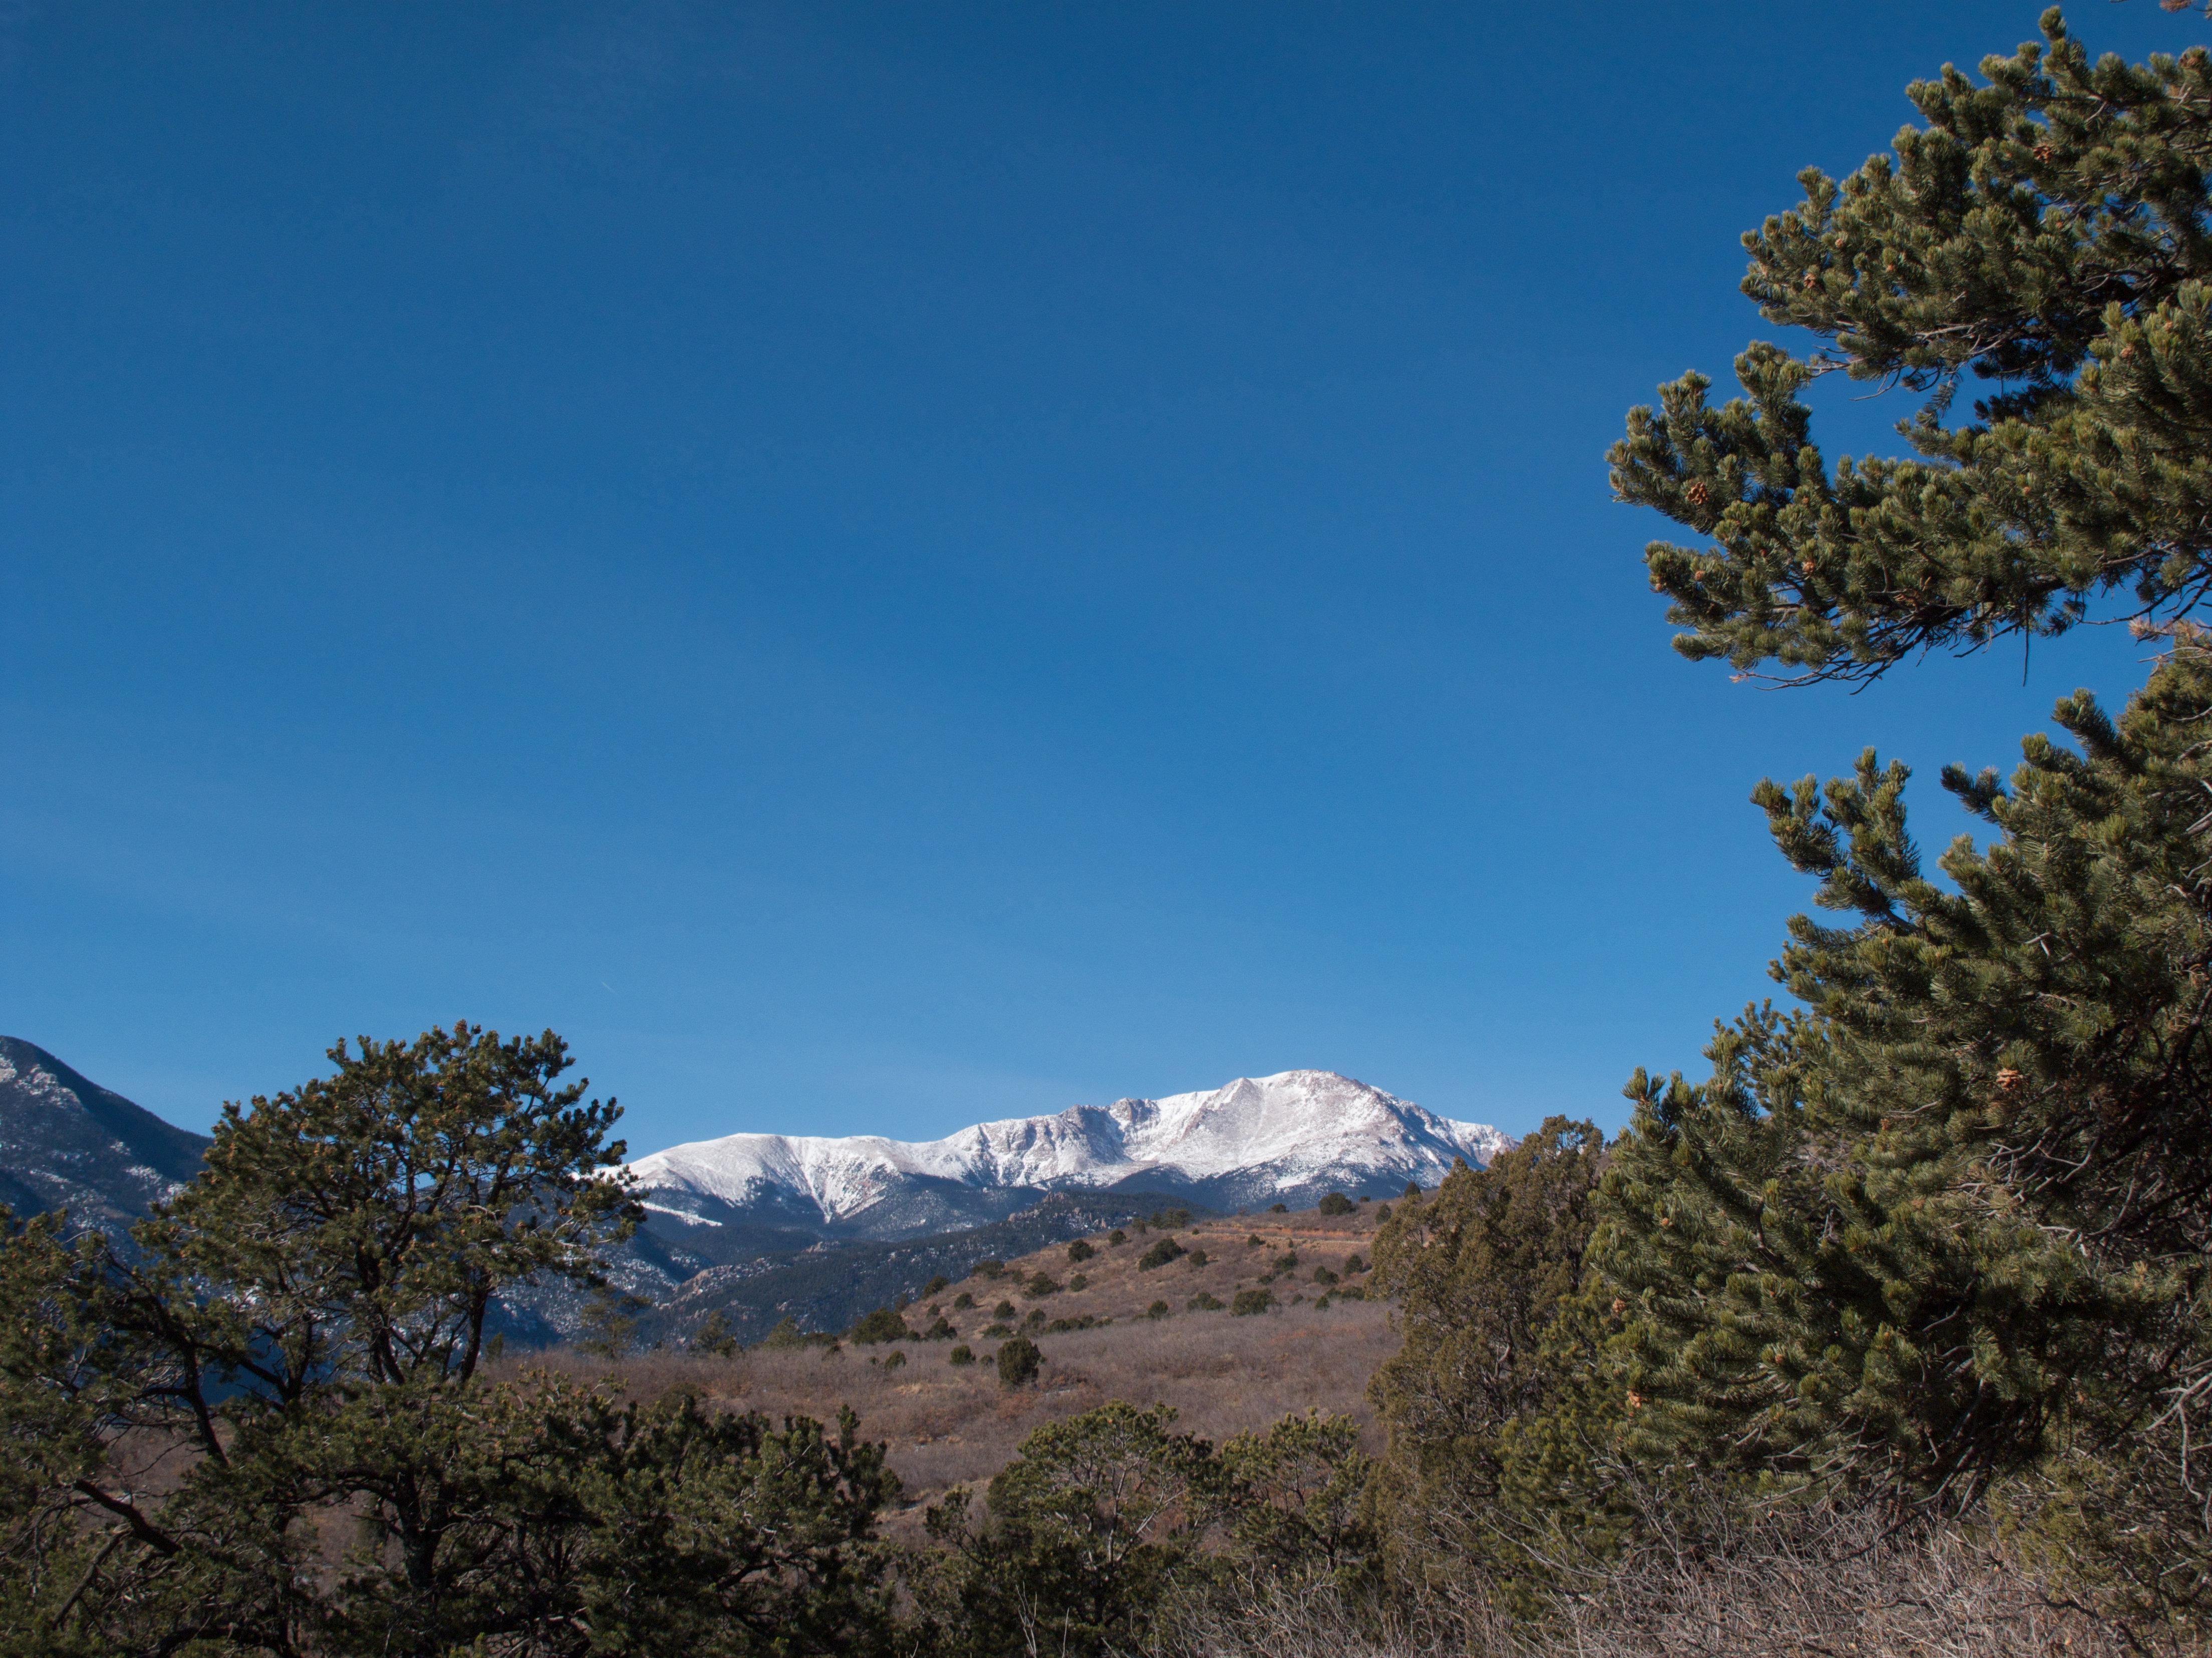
left=1601, top=642, right=2212, bottom=1615
left=1364, top=1120, right=1621, bottom=1599
left=1610, top=12, right=2212, bottom=684
left=0, top=1024, right=903, bottom=1655
left=917, top=1404, right=1221, bottom=1658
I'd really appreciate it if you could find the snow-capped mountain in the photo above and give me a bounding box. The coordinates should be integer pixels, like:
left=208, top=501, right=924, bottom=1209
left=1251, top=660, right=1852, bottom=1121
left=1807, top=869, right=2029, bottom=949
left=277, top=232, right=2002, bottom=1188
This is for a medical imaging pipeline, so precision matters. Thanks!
left=626, top=1070, right=1508, bottom=1242
left=0, top=1036, right=209, bottom=1233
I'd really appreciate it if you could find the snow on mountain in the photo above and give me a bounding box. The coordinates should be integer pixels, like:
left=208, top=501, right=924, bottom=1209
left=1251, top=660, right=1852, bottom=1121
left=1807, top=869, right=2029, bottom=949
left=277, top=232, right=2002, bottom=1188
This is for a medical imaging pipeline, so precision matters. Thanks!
left=626, top=1070, right=1508, bottom=1236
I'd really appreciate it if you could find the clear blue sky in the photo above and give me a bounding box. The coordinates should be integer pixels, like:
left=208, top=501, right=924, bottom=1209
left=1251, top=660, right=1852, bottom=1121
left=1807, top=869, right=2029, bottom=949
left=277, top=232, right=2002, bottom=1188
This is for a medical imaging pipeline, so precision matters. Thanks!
left=3, top=3, right=2191, bottom=1150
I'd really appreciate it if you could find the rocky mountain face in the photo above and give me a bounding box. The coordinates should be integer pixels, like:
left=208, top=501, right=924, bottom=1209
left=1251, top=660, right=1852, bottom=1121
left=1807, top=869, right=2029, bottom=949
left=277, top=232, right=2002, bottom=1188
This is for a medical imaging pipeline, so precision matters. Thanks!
left=626, top=1069, right=1507, bottom=1255
left=0, top=1036, right=209, bottom=1232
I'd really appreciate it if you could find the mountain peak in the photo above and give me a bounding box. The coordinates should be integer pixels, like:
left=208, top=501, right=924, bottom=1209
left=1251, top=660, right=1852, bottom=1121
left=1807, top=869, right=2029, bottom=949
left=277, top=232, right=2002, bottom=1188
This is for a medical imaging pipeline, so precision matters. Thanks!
left=626, top=1069, right=1507, bottom=1243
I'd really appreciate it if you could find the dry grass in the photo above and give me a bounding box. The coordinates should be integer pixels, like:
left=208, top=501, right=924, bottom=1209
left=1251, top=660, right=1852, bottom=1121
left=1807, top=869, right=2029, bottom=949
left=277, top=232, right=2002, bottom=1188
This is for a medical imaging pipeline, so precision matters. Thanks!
left=501, top=1204, right=1399, bottom=1510
left=1168, top=1511, right=2160, bottom=1658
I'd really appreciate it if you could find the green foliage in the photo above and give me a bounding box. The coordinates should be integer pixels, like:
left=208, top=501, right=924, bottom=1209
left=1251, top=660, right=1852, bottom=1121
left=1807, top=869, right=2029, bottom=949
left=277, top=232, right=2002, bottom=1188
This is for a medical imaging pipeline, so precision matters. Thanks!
left=991, top=1299, right=1015, bottom=1319
left=1317, top=1193, right=1354, bottom=1216
left=1186, top=1249, right=1208, bottom=1267
left=1365, top=1118, right=1619, bottom=1601
left=1344, top=1253, right=1366, bottom=1274
left=1066, top=1238, right=1095, bottom=1263
left=951, top=1291, right=974, bottom=1310
left=996, top=1337, right=1042, bottom=1389
left=848, top=1305, right=911, bottom=1345
left=693, top=1308, right=740, bottom=1356
left=758, top=1315, right=809, bottom=1350
left=1611, top=17, right=2212, bottom=683
left=1188, top=1293, right=1223, bottom=1311
left=915, top=1404, right=1218, bottom=1658
left=1023, top=1272, right=1060, bottom=1297
left=973, top=1259, right=1004, bottom=1279
left=1269, top=1204, right=1288, bottom=1214
left=1231, top=1289, right=1273, bottom=1316
left=1148, top=1300, right=1172, bottom=1318
left=1596, top=641, right=2212, bottom=1626
left=1272, top=1251, right=1299, bottom=1272
left=923, top=1274, right=950, bottom=1296
left=948, top=1344, right=974, bottom=1366
left=1219, top=1412, right=1377, bottom=1590
left=0, top=1024, right=905, bottom=1656
left=1137, top=1236, right=1186, bottom=1270
left=913, top=1404, right=1379, bottom=1658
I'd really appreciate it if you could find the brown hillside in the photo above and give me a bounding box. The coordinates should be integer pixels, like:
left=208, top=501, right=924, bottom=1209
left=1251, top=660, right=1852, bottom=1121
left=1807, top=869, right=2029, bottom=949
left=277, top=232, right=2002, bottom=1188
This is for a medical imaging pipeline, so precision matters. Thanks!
left=513, top=1197, right=1403, bottom=1513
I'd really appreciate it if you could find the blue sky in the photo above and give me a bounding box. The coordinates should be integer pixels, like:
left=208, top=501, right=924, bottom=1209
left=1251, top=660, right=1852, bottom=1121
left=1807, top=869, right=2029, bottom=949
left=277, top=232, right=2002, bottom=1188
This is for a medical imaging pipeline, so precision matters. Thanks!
left=2, top=2, right=2191, bottom=1150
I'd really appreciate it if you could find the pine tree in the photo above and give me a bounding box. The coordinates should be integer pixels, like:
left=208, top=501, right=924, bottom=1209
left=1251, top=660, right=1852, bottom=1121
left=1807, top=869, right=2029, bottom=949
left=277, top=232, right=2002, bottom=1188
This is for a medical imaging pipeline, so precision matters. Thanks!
left=1610, top=11, right=2212, bottom=683
left=1600, top=638, right=2212, bottom=1619
left=0, top=1025, right=904, bottom=1654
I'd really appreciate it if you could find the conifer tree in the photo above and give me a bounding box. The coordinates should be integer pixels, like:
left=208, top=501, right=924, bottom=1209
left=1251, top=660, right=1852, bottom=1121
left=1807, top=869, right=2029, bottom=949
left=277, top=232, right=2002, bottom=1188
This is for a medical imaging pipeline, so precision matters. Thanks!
left=0, top=1025, right=904, bottom=1655
left=1595, top=12, right=2212, bottom=1631
left=1611, top=11, right=2212, bottom=683
left=1601, top=642, right=2212, bottom=1613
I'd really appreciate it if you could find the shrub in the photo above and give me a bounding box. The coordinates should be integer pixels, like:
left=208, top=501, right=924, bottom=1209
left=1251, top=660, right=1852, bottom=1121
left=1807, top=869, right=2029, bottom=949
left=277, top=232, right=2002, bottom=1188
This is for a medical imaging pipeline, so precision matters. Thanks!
left=756, top=1314, right=808, bottom=1350
left=1269, top=1203, right=1288, bottom=1214
left=1046, top=1313, right=1099, bottom=1333
left=1138, top=1236, right=1186, bottom=1270
left=953, top=1291, right=975, bottom=1310
left=1317, top=1192, right=1354, bottom=1216
left=1273, top=1252, right=1299, bottom=1272
left=690, top=1309, right=738, bottom=1356
left=1148, top=1300, right=1171, bottom=1319
left=1067, top=1273, right=1088, bottom=1291
left=1023, top=1308, right=1047, bottom=1330
left=974, top=1259, right=1005, bottom=1279
left=1334, top=1284, right=1365, bottom=1301
left=996, top=1336, right=1042, bottom=1389
left=1151, top=1208, right=1192, bottom=1227
left=993, top=1300, right=1016, bottom=1319
left=1108, top=1229, right=1127, bottom=1246
left=1188, top=1292, right=1225, bottom=1311
left=923, top=1274, right=950, bottom=1297
left=981, top=1323, right=1013, bottom=1338
left=1342, top=1253, right=1365, bottom=1274
left=1402, top=1182, right=1420, bottom=1198
left=848, top=1305, right=910, bottom=1344
left=882, top=1349, right=907, bottom=1371
left=1025, top=1272, right=1061, bottom=1297
left=1374, top=1203, right=1391, bottom=1222
left=1247, top=1234, right=1264, bottom=1247
left=948, top=1344, right=974, bottom=1366
left=1232, top=1288, right=1275, bottom=1316
left=1186, top=1249, right=1208, bottom=1268
left=1311, top=1266, right=1339, bottom=1286
left=1066, top=1238, right=1095, bottom=1263
left=922, top=1315, right=957, bottom=1340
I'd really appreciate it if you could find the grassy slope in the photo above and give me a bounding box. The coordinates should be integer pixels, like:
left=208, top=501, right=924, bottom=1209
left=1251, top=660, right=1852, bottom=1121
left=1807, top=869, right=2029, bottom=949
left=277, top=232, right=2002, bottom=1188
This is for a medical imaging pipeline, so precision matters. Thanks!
left=519, top=1199, right=1400, bottom=1512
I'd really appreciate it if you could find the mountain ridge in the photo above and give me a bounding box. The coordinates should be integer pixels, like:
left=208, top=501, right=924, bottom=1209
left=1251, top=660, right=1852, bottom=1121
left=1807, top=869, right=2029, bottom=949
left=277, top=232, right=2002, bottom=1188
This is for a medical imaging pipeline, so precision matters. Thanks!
left=628, top=1069, right=1507, bottom=1242
left=0, top=1036, right=211, bottom=1231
